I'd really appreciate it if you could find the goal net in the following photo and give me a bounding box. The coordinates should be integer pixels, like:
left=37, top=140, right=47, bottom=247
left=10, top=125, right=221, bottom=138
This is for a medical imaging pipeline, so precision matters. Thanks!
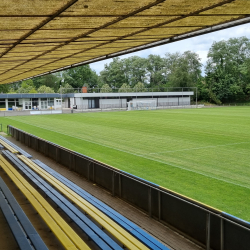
left=127, top=100, right=157, bottom=111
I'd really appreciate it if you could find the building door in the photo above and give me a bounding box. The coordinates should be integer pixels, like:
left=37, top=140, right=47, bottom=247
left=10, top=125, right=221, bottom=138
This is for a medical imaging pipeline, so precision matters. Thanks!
left=88, top=99, right=95, bottom=109
left=55, top=99, right=62, bottom=109
left=32, top=98, right=38, bottom=109
left=41, top=101, right=48, bottom=109
left=88, top=98, right=99, bottom=109
left=67, top=98, right=70, bottom=108
left=95, top=98, right=100, bottom=108
left=24, top=101, right=32, bottom=110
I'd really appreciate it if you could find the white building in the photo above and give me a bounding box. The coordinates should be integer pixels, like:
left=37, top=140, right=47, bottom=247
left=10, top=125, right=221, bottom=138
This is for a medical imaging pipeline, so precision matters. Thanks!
left=65, top=91, right=194, bottom=110
left=0, top=94, right=62, bottom=111
left=0, top=91, right=194, bottom=111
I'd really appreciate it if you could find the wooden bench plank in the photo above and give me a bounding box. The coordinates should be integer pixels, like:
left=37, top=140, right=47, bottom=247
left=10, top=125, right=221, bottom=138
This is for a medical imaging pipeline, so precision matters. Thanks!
left=0, top=155, right=90, bottom=250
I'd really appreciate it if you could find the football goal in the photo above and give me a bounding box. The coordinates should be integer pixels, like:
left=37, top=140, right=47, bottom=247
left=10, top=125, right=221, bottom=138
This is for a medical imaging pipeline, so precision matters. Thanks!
left=127, top=100, right=157, bottom=111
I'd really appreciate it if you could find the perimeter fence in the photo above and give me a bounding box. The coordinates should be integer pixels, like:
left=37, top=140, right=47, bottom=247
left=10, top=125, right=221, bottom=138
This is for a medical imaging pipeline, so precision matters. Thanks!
left=7, top=125, right=250, bottom=250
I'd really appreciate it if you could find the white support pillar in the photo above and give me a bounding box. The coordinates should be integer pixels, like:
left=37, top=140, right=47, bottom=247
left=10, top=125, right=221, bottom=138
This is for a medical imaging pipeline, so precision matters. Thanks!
left=5, top=99, right=8, bottom=110
left=38, top=98, right=41, bottom=110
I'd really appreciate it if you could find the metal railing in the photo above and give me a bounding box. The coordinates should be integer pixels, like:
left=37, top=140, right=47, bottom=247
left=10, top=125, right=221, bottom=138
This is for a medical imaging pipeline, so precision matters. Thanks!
left=58, top=86, right=196, bottom=94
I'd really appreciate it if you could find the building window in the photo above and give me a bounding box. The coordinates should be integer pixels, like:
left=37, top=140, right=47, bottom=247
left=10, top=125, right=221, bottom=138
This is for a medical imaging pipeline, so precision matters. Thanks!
left=48, top=98, right=54, bottom=107
left=0, top=99, right=5, bottom=109
left=16, top=99, right=22, bottom=108
left=32, top=98, right=39, bottom=108
left=8, top=99, right=15, bottom=109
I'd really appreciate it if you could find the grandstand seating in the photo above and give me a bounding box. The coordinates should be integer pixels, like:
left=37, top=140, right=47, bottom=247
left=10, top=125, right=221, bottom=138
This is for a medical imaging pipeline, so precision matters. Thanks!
left=3, top=150, right=123, bottom=250
left=33, top=159, right=169, bottom=250
left=0, top=155, right=90, bottom=250
left=0, top=176, right=49, bottom=250
left=0, top=139, right=18, bottom=153
left=18, top=154, right=151, bottom=250
left=0, top=135, right=32, bottom=158
left=0, top=135, right=170, bottom=250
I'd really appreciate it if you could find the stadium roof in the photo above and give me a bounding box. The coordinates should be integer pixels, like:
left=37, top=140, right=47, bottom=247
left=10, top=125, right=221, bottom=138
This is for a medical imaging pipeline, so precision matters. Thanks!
left=0, top=0, right=250, bottom=84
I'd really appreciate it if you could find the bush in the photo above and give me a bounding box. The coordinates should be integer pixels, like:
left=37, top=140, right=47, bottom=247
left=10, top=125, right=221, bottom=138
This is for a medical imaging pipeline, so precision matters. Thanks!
left=119, top=83, right=132, bottom=92
left=133, top=82, right=146, bottom=92
left=100, top=84, right=112, bottom=93
left=37, top=85, right=55, bottom=93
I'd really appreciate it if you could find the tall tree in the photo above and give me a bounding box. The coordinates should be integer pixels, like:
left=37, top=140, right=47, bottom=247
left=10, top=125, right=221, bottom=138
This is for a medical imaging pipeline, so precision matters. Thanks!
left=164, top=51, right=202, bottom=89
left=100, top=57, right=128, bottom=88
left=204, top=37, right=250, bottom=102
left=7, top=81, right=22, bottom=93
left=17, top=79, right=37, bottom=93
left=99, top=56, right=147, bottom=88
left=146, top=54, right=166, bottom=89
left=33, top=73, right=61, bottom=92
left=58, top=83, right=74, bottom=94
left=124, top=56, right=147, bottom=87
left=0, top=84, right=10, bottom=93
left=62, top=65, right=99, bottom=89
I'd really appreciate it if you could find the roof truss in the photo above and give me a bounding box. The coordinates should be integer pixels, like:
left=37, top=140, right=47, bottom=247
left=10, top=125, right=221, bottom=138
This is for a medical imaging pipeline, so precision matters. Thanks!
left=0, top=0, right=249, bottom=84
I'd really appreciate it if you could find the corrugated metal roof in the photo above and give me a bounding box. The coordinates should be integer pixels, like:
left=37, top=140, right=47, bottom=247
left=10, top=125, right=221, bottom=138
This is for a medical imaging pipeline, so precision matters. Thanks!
left=0, top=0, right=249, bottom=84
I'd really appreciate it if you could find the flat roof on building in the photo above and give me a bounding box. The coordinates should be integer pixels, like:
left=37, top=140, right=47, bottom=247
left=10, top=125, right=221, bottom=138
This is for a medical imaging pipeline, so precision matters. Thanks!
left=0, top=91, right=194, bottom=99
left=73, top=91, right=194, bottom=98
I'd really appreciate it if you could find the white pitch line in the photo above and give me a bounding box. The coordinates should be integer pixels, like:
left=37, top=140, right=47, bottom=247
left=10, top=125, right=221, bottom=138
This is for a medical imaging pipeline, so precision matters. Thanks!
left=6, top=117, right=250, bottom=190
left=145, top=142, right=250, bottom=155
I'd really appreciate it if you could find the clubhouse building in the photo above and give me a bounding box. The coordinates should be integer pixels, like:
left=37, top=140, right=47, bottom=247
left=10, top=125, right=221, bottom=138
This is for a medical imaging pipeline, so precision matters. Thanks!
left=0, top=91, right=194, bottom=111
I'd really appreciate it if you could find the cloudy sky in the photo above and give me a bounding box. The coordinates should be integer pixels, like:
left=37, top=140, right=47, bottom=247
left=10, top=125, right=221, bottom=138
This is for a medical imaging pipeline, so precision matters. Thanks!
left=90, top=23, right=250, bottom=75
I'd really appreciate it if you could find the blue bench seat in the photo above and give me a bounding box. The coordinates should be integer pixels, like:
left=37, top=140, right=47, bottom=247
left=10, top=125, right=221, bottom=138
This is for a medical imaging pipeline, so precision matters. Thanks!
left=0, top=135, right=32, bottom=158
left=0, top=176, right=48, bottom=250
left=3, top=150, right=123, bottom=250
left=32, top=159, right=170, bottom=250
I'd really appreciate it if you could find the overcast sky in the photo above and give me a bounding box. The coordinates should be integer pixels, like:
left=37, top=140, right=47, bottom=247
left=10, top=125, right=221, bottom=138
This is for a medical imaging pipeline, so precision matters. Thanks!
left=90, top=23, right=250, bottom=75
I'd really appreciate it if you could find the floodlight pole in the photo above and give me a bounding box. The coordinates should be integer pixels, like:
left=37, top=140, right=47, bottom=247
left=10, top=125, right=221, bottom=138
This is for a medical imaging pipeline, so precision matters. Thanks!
left=60, top=85, right=62, bottom=111
left=196, top=87, right=197, bottom=108
left=182, top=88, right=183, bottom=108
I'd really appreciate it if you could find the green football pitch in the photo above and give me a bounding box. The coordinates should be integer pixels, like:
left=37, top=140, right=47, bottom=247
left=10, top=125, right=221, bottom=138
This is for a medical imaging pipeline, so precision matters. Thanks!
left=1, top=107, right=250, bottom=221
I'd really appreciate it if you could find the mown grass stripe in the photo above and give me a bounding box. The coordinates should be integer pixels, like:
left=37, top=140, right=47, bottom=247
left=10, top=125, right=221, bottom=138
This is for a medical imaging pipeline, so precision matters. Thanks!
left=2, top=107, right=250, bottom=221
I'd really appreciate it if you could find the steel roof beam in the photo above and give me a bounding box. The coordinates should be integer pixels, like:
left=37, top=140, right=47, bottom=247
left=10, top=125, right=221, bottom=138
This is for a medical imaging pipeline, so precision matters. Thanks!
left=4, top=0, right=237, bottom=81
left=0, top=0, right=79, bottom=58
left=4, top=15, right=250, bottom=85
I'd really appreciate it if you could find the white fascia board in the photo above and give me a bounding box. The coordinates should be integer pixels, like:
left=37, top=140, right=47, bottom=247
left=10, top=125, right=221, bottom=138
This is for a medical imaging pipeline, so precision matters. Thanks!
left=73, top=91, right=194, bottom=98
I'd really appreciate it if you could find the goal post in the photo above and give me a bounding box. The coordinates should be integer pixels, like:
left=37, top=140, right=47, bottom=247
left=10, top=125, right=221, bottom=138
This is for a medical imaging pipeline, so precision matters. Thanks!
left=127, top=100, right=157, bottom=111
